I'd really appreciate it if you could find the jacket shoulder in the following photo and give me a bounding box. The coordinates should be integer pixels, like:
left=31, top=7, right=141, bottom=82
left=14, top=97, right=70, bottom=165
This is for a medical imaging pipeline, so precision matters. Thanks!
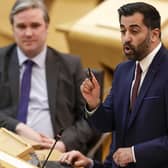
left=0, top=44, right=16, bottom=56
left=47, top=46, right=82, bottom=68
left=115, top=60, right=134, bottom=72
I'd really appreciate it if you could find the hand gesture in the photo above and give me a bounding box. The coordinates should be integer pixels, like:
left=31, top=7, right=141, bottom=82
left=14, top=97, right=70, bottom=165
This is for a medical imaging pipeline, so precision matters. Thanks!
left=59, top=150, right=92, bottom=168
left=80, top=72, right=101, bottom=110
left=113, top=147, right=134, bottom=167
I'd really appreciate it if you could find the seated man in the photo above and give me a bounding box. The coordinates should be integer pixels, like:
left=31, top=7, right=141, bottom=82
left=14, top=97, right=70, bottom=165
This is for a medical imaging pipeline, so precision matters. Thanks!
left=0, top=0, right=99, bottom=154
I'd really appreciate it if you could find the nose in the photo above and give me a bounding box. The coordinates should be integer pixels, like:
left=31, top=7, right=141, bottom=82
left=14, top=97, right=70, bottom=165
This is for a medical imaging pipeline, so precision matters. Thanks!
left=24, top=28, right=33, bottom=36
left=122, top=31, right=132, bottom=43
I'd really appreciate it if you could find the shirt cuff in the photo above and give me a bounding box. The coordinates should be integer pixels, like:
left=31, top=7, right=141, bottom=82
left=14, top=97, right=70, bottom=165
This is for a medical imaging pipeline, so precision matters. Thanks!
left=131, top=146, right=136, bottom=163
left=85, top=104, right=99, bottom=117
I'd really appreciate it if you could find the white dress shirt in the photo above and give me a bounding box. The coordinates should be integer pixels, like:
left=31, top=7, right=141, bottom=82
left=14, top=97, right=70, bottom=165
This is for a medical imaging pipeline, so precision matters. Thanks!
left=131, top=42, right=162, bottom=97
left=17, top=46, right=54, bottom=138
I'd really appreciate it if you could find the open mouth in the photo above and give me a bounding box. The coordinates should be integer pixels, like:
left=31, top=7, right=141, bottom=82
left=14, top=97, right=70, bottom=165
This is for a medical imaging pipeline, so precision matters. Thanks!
left=124, top=45, right=134, bottom=55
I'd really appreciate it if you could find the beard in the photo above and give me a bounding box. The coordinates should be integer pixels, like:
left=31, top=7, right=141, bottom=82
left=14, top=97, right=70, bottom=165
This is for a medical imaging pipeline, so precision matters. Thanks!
left=123, top=33, right=151, bottom=61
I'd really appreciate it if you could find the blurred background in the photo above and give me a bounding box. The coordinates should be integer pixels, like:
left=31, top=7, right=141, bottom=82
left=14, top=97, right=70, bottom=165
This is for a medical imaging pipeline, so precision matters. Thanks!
left=0, top=0, right=168, bottom=161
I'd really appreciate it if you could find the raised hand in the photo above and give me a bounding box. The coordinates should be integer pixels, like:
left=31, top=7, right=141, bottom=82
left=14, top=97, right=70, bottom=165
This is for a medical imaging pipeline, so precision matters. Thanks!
left=80, top=72, right=101, bottom=110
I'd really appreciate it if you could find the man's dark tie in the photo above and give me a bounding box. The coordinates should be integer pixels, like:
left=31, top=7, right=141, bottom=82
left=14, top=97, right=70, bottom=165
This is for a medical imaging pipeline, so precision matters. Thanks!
left=131, top=63, right=142, bottom=109
left=17, top=60, right=34, bottom=123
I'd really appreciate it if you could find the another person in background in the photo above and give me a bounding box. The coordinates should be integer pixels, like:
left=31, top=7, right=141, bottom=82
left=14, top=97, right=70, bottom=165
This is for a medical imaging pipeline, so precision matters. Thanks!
left=60, top=2, right=168, bottom=168
left=0, top=0, right=99, bottom=154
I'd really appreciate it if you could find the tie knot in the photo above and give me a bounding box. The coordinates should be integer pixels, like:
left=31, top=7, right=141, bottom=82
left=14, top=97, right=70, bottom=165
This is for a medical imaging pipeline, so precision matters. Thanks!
left=24, top=60, right=34, bottom=67
left=136, top=63, right=142, bottom=74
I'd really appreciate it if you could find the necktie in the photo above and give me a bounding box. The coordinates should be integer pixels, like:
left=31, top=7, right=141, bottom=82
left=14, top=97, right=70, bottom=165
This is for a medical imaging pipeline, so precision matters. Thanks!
left=17, top=60, right=34, bottom=123
left=131, top=63, right=142, bottom=109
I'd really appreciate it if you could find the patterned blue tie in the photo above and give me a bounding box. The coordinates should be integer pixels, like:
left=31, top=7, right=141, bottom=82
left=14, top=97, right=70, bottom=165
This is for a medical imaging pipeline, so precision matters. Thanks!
left=17, top=60, right=34, bottom=123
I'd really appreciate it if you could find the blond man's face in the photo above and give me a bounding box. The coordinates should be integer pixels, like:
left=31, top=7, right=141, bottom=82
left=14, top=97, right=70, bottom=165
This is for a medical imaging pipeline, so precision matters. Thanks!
left=12, top=8, right=48, bottom=58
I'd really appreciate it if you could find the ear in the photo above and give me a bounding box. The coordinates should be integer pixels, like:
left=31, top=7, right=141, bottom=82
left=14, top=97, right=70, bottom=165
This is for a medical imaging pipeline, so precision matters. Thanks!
left=151, top=28, right=160, bottom=42
left=45, top=23, right=49, bottom=33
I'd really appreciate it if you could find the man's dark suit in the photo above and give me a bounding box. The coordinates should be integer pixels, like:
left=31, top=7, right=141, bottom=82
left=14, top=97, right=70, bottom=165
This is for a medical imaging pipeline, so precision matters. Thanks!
left=89, top=45, right=168, bottom=168
left=0, top=44, right=98, bottom=153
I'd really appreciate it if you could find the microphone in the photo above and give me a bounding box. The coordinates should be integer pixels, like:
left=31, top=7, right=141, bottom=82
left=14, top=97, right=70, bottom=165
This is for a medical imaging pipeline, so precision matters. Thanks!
left=41, top=129, right=64, bottom=168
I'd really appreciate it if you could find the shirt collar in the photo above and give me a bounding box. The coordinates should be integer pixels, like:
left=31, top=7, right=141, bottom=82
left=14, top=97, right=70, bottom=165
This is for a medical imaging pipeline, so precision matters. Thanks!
left=137, top=42, right=162, bottom=72
left=17, top=46, right=47, bottom=68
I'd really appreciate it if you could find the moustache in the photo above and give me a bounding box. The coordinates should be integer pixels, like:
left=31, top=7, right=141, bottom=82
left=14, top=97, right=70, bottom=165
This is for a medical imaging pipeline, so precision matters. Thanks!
left=123, top=43, right=134, bottom=49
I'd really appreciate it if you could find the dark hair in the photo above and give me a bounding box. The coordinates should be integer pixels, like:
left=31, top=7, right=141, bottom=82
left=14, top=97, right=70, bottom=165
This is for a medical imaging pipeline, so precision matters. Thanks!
left=118, top=2, right=161, bottom=30
left=10, top=0, right=49, bottom=24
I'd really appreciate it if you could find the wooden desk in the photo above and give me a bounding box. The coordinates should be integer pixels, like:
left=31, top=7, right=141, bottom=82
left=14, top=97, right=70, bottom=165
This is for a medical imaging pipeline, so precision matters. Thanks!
left=0, top=151, right=38, bottom=168
left=0, top=128, right=63, bottom=168
left=35, top=149, right=62, bottom=161
left=0, top=128, right=33, bottom=159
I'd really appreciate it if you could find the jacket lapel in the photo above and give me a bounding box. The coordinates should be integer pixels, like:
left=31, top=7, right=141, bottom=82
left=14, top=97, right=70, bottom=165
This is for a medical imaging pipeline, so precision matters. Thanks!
left=9, top=49, right=20, bottom=108
left=128, top=46, right=164, bottom=128
left=45, top=48, right=60, bottom=131
left=121, top=63, right=135, bottom=135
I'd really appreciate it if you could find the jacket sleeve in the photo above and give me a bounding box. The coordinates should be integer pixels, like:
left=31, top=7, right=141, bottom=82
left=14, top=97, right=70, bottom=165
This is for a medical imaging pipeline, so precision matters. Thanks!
left=0, top=107, right=19, bottom=132
left=0, top=45, right=19, bottom=132
left=59, top=55, right=100, bottom=153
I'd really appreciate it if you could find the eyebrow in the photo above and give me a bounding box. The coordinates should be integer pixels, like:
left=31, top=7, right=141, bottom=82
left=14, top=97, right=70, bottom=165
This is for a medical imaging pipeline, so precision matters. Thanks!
left=120, top=24, right=141, bottom=29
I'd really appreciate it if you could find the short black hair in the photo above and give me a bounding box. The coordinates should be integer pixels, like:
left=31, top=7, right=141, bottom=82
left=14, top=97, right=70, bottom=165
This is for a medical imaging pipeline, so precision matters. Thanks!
left=118, top=2, right=161, bottom=30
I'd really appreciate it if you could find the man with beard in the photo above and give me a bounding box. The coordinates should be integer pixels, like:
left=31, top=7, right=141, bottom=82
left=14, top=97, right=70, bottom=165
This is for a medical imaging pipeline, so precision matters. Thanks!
left=59, top=2, right=168, bottom=168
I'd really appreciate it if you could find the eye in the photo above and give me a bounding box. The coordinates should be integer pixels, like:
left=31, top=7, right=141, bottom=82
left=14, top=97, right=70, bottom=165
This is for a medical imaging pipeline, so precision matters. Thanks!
left=130, top=27, right=141, bottom=35
left=31, top=23, right=41, bottom=29
left=16, top=24, right=26, bottom=30
left=120, top=29, right=126, bottom=35
left=131, top=29, right=139, bottom=34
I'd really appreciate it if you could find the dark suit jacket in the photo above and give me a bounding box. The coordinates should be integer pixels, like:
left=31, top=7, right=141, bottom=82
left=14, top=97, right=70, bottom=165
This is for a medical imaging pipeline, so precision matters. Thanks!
left=0, top=44, right=99, bottom=153
left=88, top=45, right=168, bottom=168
